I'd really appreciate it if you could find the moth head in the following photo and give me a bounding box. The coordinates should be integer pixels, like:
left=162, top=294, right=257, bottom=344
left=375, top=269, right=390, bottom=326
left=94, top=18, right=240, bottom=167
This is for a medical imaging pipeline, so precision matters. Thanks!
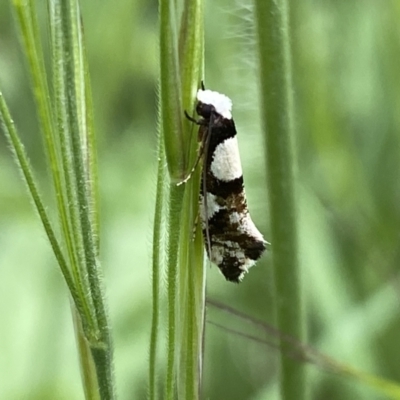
left=196, top=101, right=214, bottom=120
left=196, top=89, right=232, bottom=120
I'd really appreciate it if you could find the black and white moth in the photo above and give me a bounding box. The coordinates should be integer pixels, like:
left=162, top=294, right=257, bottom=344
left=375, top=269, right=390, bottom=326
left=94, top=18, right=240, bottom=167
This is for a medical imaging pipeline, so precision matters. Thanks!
left=184, top=86, right=268, bottom=283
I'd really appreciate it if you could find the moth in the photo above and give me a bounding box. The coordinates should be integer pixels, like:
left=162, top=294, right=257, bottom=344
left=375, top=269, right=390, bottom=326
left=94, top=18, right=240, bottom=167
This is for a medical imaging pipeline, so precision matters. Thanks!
left=184, top=85, right=268, bottom=283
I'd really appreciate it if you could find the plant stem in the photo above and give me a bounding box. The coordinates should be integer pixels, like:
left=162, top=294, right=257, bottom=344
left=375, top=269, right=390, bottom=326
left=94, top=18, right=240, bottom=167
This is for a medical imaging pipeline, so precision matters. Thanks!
left=158, top=0, right=204, bottom=398
left=0, top=92, right=82, bottom=319
left=148, top=134, right=166, bottom=400
left=165, top=184, right=185, bottom=400
left=254, top=0, right=307, bottom=399
left=59, top=1, right=114, bottom=397
left=159, top=0, right=184, bottom=181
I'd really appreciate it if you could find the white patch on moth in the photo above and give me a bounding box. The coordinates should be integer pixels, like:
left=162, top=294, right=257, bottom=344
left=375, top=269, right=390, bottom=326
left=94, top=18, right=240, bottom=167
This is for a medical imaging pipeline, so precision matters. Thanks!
left=240, top=264, right=248, bottom=272
left=214, top=240, right=257, bottom=267
left=237, top=272, right=246, bottom=281
left=197, top=89, right=232, bottom=120
left=225, top=242, right=256, bottom=271
left=243, top=258, right=256, bottom=270
left=239, top=214, right=266, bottom=243
left=225, top=240, right=239, bottom=248
left=229, top=212, right=242, bottom=225
left=210, top=137, right=243, bottom=182
left=200, top=192, right=224, bottom=223
left=230, top=249, right=245, bottom=261
left=210, top=245, right=224, bottom=265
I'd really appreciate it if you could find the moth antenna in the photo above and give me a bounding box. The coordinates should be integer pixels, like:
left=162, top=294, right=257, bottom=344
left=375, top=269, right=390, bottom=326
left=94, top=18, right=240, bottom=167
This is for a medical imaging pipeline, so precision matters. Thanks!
left=202, top=113, right=214, bottom=262
left=176, top=145, right=204, bottom=186
left=200, top=80, right=205, bottom=90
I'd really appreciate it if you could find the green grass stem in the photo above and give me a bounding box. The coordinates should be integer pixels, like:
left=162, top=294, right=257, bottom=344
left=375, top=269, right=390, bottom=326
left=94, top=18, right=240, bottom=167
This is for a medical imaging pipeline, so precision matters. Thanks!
left=0, top=92, right=84, bottom=321
left=6, top=0, right=115, bottom=398
left=159, top=0, right=184, bottom=181
left=59, top=1, right=114, bottom=397
left=148, top=133, right=167, bottom=400
left=158, top=0, right=205, bottom=398
left=165, top=184, right=186, bottom=400
left=254, top=0, right=307, bottom=399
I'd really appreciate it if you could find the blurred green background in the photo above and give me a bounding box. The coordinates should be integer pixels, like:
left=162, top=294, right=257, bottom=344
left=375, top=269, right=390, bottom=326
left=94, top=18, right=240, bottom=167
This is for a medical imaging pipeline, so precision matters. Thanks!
left=1, top=1, right=400, bottom=399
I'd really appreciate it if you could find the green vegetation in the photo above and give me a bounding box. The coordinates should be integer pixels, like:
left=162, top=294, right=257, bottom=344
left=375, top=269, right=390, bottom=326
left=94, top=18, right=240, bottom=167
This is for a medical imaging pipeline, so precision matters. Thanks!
left=1, top=1, right=400, bottom=399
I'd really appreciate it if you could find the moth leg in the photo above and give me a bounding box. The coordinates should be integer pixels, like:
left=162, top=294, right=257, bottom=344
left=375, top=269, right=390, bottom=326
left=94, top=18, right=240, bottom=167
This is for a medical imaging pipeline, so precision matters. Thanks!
left=176, top=110, right=202, bottom=186
left=184, top=110, right=201, bottom=125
